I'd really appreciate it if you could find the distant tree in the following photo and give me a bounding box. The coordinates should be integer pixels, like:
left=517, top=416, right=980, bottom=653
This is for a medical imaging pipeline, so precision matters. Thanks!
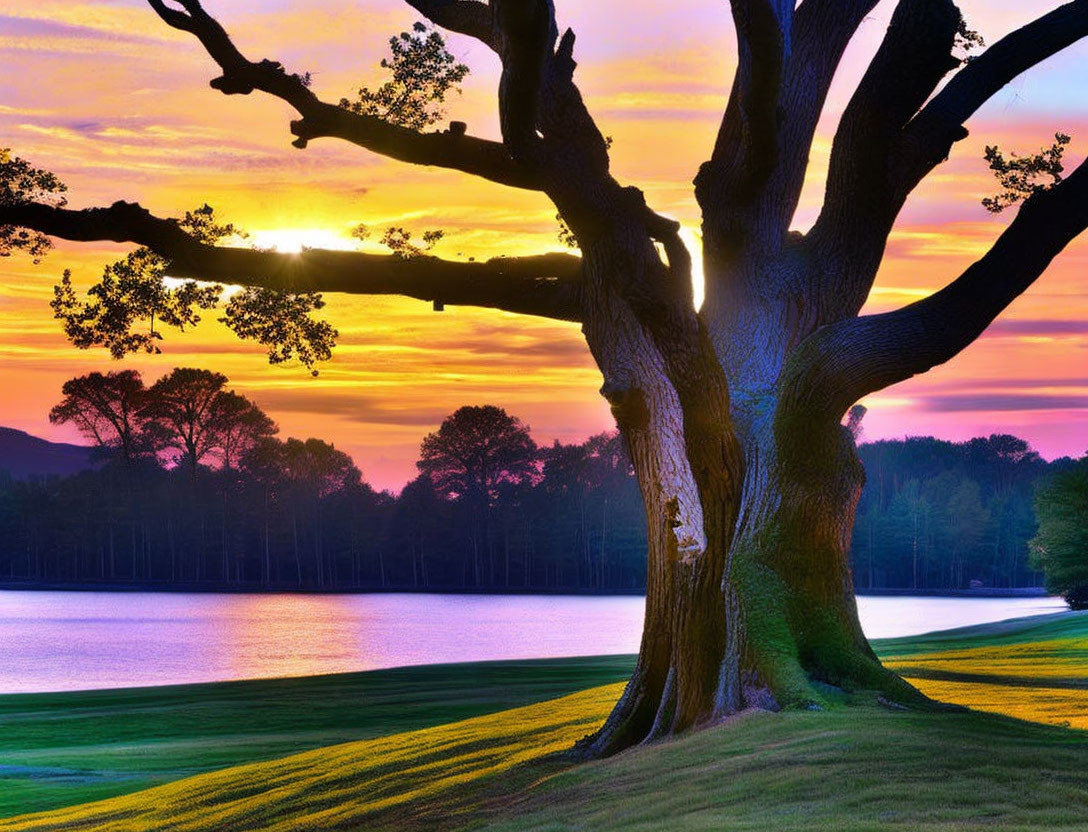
left=418, top=406, right=537, bottom=505
left=250, top=436, right=362, bottom=587
left=211, top=391, right=277, bottom=470
left=887, top=479, right=930, bottom=589
left=419, top=405, right=537, bottom=586
left=278, top=437, right=362, bottom=498
left=141, top=368, right=229, bottom=472
left=1031, top=457, right=1088, bottom=609
left=48, top=370, right=147, bottom=463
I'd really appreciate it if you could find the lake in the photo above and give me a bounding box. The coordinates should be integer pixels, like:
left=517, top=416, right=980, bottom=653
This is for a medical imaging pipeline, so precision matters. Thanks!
left=0, top=591, right=1067, bottom=694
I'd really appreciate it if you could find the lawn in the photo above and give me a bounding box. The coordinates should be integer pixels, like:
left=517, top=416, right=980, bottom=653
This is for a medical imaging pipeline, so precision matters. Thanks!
left=2, top=611, right=1087, bottom=830
left=0, top=656, right=634, bottom=817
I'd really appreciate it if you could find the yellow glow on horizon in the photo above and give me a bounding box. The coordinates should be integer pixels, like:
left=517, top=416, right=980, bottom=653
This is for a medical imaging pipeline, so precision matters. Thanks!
left=248, top=229, right=358, bottom=255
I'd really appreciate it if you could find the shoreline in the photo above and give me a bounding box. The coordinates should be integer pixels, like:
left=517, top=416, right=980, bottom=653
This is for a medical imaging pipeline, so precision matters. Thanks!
left=0, top=579, right=1050, bottom=599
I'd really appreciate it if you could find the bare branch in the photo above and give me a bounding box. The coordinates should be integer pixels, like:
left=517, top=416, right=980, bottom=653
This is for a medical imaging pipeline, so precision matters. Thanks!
left=696, top=0, right=790, bottom=227
left=0, top=200, right=583, bottom=321
left=146, top=0, right=542, bottom=190
left=759, top=0, right=882, bottom=234
left=402, top=0, right=498, bottom=49
left=698, top=0, right=883, bottom=271
left=808, top=0, right=1088, bottom=318
left=786, top=156, right=1088, bottom=420
left=902, top=0, right=1088, bottom=189
left=494, top=0, right=555, bottom=160
left=808, top=0, right=960, bottom=286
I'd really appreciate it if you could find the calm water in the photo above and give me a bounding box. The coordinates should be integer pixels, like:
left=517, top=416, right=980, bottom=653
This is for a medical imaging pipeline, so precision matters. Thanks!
left=0, top=591, right=1067, bottom=694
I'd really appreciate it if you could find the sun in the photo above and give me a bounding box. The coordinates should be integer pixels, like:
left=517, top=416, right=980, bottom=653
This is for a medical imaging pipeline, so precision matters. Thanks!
left=248, top=228, right=358, bottom=254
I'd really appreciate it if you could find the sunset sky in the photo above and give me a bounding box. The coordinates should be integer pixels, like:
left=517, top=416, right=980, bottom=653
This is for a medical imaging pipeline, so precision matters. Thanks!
left=1, top=0, right=1085, bottom=492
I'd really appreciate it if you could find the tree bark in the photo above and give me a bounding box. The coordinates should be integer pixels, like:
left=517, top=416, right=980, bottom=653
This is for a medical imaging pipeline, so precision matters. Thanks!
left=577, top=242, right=930, bottom=756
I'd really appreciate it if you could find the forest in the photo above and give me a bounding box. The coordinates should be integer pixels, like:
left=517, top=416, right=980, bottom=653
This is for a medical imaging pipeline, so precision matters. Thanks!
left=0, top=368, right=1077, bottom=593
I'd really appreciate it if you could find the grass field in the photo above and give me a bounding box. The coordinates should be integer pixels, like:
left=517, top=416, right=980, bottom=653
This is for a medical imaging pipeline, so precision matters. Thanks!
left=2, top=611, right=1087, bottom=830
left=0, top=656, right=634, bottom=817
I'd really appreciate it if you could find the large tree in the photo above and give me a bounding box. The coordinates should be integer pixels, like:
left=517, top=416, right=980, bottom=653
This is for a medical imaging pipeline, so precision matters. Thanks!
left=142, top=367, right=232, bottom=473
left=419, top=404, right=538, bottom=585
left=2, top=0, right=1087, bottom=755
left=48, top=370, right=148, bottom=463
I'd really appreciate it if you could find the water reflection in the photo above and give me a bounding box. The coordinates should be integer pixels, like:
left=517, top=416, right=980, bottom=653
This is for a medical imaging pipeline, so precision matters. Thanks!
left=0, top=591, right=1067, bottom=694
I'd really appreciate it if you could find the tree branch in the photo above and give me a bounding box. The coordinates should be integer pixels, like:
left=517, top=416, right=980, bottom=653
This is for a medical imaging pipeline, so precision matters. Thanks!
left=807, top=0, right=1088, bottom=319
left=760, top=0, right=881, bottom=235
left=0, top=200, right=583, bottom=321
left=785, top=156, right=1088, bottom=421
left=146, top=0, right=542, bottom=191
left=696, top=0, right=789, bottom=231
left=697, top=0, right=880, bottom=293
left=402, top=0, right=498, bottom=50
left=806, top=0, right=960, bottom=302
left=902, top=0, right=1088, bottom=192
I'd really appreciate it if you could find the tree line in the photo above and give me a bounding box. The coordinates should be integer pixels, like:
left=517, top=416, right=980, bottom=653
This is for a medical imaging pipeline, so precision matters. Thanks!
left=0, top=368, right=1079, bottom=592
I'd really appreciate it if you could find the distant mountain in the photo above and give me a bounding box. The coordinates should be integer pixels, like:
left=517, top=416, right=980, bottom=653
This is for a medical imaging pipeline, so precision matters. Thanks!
left=0, top=427, right=96, bottom=480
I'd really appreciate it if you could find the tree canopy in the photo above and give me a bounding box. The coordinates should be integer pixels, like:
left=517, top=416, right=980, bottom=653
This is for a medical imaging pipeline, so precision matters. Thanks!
left=1031, top=457, right=1088, bottom=608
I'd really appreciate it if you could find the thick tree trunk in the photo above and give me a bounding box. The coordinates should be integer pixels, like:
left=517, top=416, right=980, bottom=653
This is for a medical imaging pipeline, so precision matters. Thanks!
left=577, top=249, right=929, bottom=758
left=581, top=383, right=928, bottom=757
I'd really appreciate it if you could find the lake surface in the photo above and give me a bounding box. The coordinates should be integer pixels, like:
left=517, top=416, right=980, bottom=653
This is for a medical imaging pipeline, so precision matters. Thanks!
left=0, top=591, right=1067, bottom=694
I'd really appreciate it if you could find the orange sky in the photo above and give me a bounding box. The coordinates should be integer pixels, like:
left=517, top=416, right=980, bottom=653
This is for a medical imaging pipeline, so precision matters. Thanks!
left=1, top=0, right=1085, bottom=491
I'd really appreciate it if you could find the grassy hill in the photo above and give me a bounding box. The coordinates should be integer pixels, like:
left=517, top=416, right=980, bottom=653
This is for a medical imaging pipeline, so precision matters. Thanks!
left=3, top=611, right=1088, bottom=830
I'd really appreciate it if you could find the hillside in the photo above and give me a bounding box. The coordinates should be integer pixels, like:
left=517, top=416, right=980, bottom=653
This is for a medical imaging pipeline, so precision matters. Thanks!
left=0, top=427, right=95, bottom=480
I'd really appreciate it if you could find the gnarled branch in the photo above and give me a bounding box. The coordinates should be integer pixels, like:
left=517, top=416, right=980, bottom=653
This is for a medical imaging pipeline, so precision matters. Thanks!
left=807, top=0, right=1088, bottom=319
left=695, top=0, right=789, bottom=247
left=146, top=0, right=542, bottom=190
left=0, top=200, right=583, bottom=321
left=785, top=155, right=1088, bottom=421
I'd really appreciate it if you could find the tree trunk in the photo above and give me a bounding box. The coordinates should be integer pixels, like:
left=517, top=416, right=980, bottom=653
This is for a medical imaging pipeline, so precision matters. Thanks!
left=581, top=371, right=930, bottom=756
left=576, top=242, right=930, bottom=757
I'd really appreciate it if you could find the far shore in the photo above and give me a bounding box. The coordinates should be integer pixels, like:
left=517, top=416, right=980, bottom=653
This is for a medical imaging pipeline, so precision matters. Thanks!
left=0, top=579, right=1050, bottom=599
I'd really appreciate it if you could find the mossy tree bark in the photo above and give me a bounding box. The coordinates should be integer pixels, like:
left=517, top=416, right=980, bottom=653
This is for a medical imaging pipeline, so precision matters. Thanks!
left=4, top=0, right=1088, bottom=759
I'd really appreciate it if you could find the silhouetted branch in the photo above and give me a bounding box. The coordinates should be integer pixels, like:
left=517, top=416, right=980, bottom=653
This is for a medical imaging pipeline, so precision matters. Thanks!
left=146, top=0, right=542, bottom=190
left=697, top=0, right=789, bottom=222
left=403, top=0, right=498, bottom=50
left=807, top=0, right=960, bottom=311
left=0, top=200, right=583, bottom=321
left=786, top=156, right=1088, bottom=419
left=808, top=0, right=1088, bottom=319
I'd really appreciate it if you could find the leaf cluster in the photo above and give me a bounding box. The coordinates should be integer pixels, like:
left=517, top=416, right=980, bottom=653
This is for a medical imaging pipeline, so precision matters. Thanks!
left=338, top=22, right=469, bottom=131
left=953, top=14, right=985, bottom=64
left=47, top=202, right=337, bottom=374
left=352, top=222, right=445, bottom=258
left=220, top=288, right=337, bottom=377
left=0, top=148, right=67, bottom=262
left=50, top=206, right=240, bottom=359
left=51, top=248, right=222, bottom=359
left=982, top=132, right=1071, bottom=213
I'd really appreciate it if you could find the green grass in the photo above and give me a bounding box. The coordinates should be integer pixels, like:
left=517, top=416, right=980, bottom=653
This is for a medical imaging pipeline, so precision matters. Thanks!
left=481, top=701, right=1088, bottom=832
left=0, top=656, right=634, bottom=818
left=4, top=610, right=1088, bottom=830
left=872, top=610, right=1088, bottom=657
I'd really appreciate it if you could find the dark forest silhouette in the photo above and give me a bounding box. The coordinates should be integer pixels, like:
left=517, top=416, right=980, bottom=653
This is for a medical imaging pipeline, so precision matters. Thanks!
left=0, top=369, right=1075, bottom=593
